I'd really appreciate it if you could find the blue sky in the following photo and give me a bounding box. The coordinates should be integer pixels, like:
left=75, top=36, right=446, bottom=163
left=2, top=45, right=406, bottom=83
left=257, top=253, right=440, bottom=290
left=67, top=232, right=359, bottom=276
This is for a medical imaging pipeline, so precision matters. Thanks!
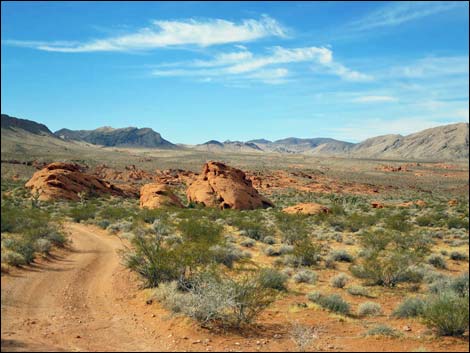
left=1, top=1, right=469, bottom=144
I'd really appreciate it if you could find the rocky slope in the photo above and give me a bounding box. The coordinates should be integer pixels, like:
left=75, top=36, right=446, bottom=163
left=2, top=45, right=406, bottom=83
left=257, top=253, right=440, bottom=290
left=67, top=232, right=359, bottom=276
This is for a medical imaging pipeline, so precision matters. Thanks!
left=55, top=126, right=176, bottom=149
left=1, top=114, right=55, bottom=136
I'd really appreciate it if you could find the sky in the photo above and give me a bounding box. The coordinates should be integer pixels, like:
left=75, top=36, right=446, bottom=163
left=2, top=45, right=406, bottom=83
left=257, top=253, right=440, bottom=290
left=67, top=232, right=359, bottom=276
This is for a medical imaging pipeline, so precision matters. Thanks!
left=1, top=1, right=469, bottom=144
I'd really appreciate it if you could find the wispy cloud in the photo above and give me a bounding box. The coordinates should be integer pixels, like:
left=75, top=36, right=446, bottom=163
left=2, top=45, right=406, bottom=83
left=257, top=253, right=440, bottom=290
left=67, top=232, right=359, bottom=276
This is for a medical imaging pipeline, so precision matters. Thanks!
left=348, top=1, right=466, bottom=31
left=352, top=95, right=397, bottom=103
left=389, top=56, right=469, bottom=78
left=3, top=15, right=286, bottom=52
left=152, top=46, right=372, bottom=84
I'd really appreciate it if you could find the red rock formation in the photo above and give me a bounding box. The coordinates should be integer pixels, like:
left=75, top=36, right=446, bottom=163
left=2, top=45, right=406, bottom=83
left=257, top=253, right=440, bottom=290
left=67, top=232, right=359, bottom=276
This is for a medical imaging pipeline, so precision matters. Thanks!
left=186, top=161, right=274, bottom=210
left=282, top=202, right=330, bottom=215
left=140, top=183, right=183, bottom=209
left=25, top=162, right=127, bottom=201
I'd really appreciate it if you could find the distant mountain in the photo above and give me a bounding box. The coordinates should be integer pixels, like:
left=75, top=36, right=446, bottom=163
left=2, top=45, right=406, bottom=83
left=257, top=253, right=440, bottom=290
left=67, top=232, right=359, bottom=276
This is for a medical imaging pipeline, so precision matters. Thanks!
left=55, top=126, right=177, bottom=149
left=250, top=137, right=354, bottom=155
left=1, top=114, right=55, bottom=136
left=350, top=123, right=469, bottom=160
left=195, top=140, right=263, bottom=153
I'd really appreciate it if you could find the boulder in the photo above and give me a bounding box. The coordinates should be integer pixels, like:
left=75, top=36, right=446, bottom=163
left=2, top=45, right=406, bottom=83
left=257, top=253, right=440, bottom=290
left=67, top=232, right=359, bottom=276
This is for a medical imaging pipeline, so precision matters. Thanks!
left=282, top=202, right=330, bottom=215
left=186, top=161, right=273, bottom=210
left=448, top=199, right=458, bottom=207
left=25, top=162, right=126, bottom=201
left=140, top=183, right=184, bottom=209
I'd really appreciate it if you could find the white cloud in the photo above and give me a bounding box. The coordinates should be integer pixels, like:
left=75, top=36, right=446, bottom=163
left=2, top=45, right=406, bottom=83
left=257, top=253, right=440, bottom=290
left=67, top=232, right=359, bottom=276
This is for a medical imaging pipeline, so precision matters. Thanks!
left=352, top=95, right=397, bottom=103
left=392, top=56, right=469, bottom=78
left=152, top=46, right=372, bottom=83
left=348, top=1, right=466, bottom=31
left=4, top=15, right=286, bottom=52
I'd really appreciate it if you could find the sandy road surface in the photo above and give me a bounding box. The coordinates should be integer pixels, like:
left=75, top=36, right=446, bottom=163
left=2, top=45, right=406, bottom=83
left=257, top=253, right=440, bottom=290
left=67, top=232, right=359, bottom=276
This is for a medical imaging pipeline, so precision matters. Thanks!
left=1, top=223, right=164, bottom=352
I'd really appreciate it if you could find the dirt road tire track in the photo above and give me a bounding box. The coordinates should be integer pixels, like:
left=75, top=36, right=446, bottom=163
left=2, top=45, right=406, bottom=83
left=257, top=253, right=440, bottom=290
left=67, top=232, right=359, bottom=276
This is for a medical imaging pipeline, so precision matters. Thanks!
left=1, top=223, right=161, bottom=352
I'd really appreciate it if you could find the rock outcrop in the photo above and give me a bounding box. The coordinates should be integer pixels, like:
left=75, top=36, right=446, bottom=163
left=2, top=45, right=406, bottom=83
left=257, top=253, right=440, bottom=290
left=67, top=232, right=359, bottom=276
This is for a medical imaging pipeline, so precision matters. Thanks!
left=282, top=202, right=330, bottom=215
left=186, top=161, right=274, bottom=210
left=25, top=162, right=127, bottom=201
left=140, top=183, right=184, bottom=209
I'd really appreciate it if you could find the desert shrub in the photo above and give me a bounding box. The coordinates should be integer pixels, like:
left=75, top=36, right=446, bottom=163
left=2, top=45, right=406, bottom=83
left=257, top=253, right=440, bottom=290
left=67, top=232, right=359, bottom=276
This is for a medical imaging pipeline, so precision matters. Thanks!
left=428, top=254, right=447, bottom=269
left=293, top=240, right=322, bottom=266
left=262, top=236, right=276, bottom=245
left=447, top=217, right=469, bottom=230
left=99, top=206, right=136, bottom=221
left=123, top=235, right=181, bottom=288
left=357, top=302, right=382, bottom=317
left=34, top=238, right=52, bottom=255
left=96, top=219, right=111, bottom=229
left=422, top=291, right=469, bottom=336
left=279, top=244, right=294, bottom=255
left=293, top=270, right=318, bottom=284
left=415, top=215, right=435, bottom=227
left=1, top=251, right=26, bottom=266
left=450, top=251, right=468, bottom=261
left=152, top=281, right=190, bottom=313
left=311, top=293, right=350, bottom=315
left=210, top=244, right=247, bottom=268
left=366, top=325, right=401, bottom=337
left=241, top=238, right=255, bottom=248
left=449, top=272, right=469, bottom=297
left=264, top=246, right=281, bottom=257
left=276, top=213, right=309, bottom=245
left=229, top=217, right=269, bottom=241
left=347, top=285, right=372, bottom=297
left=184, top=271, right=276, bottom=328
left=257, top=268, right=288, bottom=291
left=324, top=256, right=337, bottom=269
left=384, top=211, right=412, bottom=232
left=68, top=203, right=97, bottom=222
left=330, top=250, right=354, bottom=263
left=330, top=273, right=349, bottom=288
left=392, top=297, right=425, bottom=318
left=107, top=220, right=132, bottom=233
left=344, top=212, right=378, bottom=232
left=351, top=229, right=430, bottom=287
left=290, top=323, right=317, bottom=352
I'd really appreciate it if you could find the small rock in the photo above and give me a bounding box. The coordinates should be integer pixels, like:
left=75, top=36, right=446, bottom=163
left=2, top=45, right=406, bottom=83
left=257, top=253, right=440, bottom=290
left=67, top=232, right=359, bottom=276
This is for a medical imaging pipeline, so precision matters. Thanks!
left=273, top=334, right=282, bottom=339
left=146, top=299, right=153, bottom=305
left=403, top=325, right=412, bottom=332
left=76, top=335, right=81, bottom=339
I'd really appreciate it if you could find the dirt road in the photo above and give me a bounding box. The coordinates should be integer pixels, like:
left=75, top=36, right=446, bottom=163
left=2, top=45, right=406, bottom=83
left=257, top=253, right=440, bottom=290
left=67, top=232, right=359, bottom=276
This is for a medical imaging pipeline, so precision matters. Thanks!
left=1, top=223, right=165, bottom=352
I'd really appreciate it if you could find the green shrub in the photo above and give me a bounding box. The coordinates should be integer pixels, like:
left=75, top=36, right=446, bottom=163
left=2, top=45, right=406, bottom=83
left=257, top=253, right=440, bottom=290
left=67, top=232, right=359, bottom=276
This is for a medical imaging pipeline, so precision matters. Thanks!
left=34, top=238, right=52, bottom=255
left=352, top=230, right=430, bottom=287
left=346, top=285, right=373, bottom=297
left=447, top=217, right=469, bottom=230
left=428, top=254, right=447, bottom=269
left=330, top=273, right=349, bottom=288
left=392, top=297, right=425, bottom=318
left=450, top=251, right=468, bottom=261
left=309, top=293, right=350, bottom=315
left=293, top=240, right=322, bottom=267
left=422, top=291, right=469, bottom=336
left=450, top=272, right=469, bottom=297
left=264, top=246, right=281, bottom=257
left=257, top=268, right=288, bottom=291
left=1, top=251, right=26, bottom=266
left=366, top=325, right=401, bottom=338
left=330, top=250, right=354, bottom=263
left=293, top=270, right=318, bottom=284
left=357, top=302, right=382, bottom=317
left=68, top=204, right=97, bottom=222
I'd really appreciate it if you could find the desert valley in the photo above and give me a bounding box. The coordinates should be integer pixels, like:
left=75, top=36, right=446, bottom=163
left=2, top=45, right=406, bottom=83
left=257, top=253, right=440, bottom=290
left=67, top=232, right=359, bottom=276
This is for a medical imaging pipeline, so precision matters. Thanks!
left=1, top=113, right=469, bottom=352
left=1, top=1, right=469, bottom=352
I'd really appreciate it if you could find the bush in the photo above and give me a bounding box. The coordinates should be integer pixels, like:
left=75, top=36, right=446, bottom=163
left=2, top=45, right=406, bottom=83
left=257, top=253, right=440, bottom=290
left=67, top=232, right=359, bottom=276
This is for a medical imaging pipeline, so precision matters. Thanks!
left=264, top=246, right=281, bottom=257
left=309, top=293, right=350, bottom=315
left=357, top=302, right=382, bottom=317
left=348, top=285, right=374, bottom=298
left=241, top=238, right=255, bottom=248
left=290, top=323, right=317, bottom=352
left=450, top=251, right=468, bottom=261
left=293, top=270, right=318, bottom=284
left=366, top=325, right=401, bottom=338
left=447, top=217, right=469, bottom=230
left=330, top=250, right=354, bottom=263
left=422, top=291, right=469, bottom=336
left=210, top=244, right=247, bottom=268
left=96, top=219, right=111, bottom=229
left=68, top=204, right=97, bottom=222
left=34, top=238, right=52, bottom=255
left=1, top=251, right=26, bottom=266
left=351, top=230, right=430, bottom=287
left=293, top=240, right=322, bottom=267
left=279, top=244, right=294, bottom=255
left=257, top=268, right=288, bottom=291
left=262, top=236, right=276, bottom=245
left=330, top=273, right=349, bottom=288
left=428, top=254, right=447, bottom=269
left=450, top=272, right=469, bottom=297
left=392, top=297, right=425, bottom=318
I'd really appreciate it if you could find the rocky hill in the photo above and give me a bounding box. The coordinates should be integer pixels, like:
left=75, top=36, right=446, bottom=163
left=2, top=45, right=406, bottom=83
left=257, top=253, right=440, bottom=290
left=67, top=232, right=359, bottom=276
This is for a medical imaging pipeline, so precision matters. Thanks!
left=1, top=114, right=55, bottom=136
left=55, top=126, right=177, bottom=149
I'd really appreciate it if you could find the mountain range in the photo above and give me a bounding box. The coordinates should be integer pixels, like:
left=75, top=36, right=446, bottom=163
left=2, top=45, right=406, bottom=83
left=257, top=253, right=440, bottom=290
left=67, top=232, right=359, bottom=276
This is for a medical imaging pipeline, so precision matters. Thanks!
left=1, top=114, right=468, bottom=161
